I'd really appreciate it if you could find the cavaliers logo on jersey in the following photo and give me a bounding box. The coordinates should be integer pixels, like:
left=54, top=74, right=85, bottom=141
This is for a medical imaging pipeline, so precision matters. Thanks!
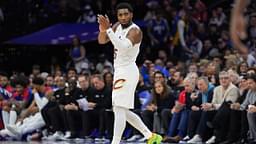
left=113, top=79, right=126, bottom=90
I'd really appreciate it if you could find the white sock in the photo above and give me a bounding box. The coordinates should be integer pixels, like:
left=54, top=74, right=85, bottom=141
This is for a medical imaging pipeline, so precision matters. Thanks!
left=9, top=110, right=17, bottom=125
left=111, top=106, right=127, bottom=144
left=126, top=110, right=152, bottom=139
left=2, top=110, right=9, bottom=128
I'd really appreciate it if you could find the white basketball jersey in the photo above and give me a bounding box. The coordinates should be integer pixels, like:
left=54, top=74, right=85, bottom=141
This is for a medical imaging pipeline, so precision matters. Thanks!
left=113, top=23, right=141, bottom=68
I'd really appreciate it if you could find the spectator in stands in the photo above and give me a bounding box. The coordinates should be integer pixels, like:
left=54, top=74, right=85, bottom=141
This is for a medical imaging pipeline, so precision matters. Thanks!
left=158, top=50, right=168, bottom=64
left=6, top=77, right=51, bottom=140
left=85, top=75, right=112, bottom=141
left=70, top=36, right=89, bottom=74
left=143, top=1, right=158, bottom=22
left=201, top=39, right=217, bottom=59
left=204, top=62, right=220, bottom=83
left=187, top=63, right=198, bottom=75
left=247, top=67, right=256, bottom=75
left=172, top=9, right=191, bottom=61
left=140, top=81, right=175, bottom=142
left=221, top=75, right=249, bottom=144
left=192, top=0, right=208, bottom=24
left=77, top=74, right=95, bottom=138
left=186, top=32, right=203, bottom=62
left=208, top=7, right=227, bottom=27
left=153, top=71, right=166, bottom=84
left=247, top=37, right=256, bottom=54
left=45, top=75, right=57, bottom=91
left=237, top=61, right=248, bottom=76
left=249, top=16, right=256, bottom=40
left=54, top=76, right=66, bottom=90
left=96, top=54, right=113, bottom=74
left=224, top=54, right=239, bottom=71
left=239, top=51, right=256, bottom=67
left=103, top=72, right=113, bottom=88
left=30, top=65, right=41, bottom=79
left=154, top=59, right=169, bottom=78
left=227, top=69, right=240, bottom=85
left=47, top=78, right=85, bottom=140
left=167, top=70, right=185, bottom=99
left=0, top=72, right=13, bottom=94
left=53, top=67, right=63, bottom=77
left=186, top=72, right=199, bottom=84
left=163, top=77, right=196, bottom=143
left=147, top=9, right=169, bottom=51
left=230, top=74, right=256, bottom=144
left=168, top=66, right=176, bottom=79
left=217, top=38, right=230, bottom=55
left=41, top=83, right=67, bottom=140
left=1, top=75, right=31, bottom=130
left=141, top=59, right=154, bottom=86
left=182, top=76, right=214, bottom=143
left=66, top=67, right=77, bottom=80
left=77, top=4, right=96, bottom=24
left=41, top=75, right=68, bottom=140
left=204, top=71, right=240, bottom=143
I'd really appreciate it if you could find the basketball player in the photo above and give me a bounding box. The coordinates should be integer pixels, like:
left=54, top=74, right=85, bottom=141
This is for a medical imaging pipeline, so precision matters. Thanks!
left=97, top=2, right=162, bottom=144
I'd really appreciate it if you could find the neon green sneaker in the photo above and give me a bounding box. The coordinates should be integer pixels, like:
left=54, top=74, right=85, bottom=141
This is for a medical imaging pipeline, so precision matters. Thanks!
left=147, top=133, right=162, bottom=144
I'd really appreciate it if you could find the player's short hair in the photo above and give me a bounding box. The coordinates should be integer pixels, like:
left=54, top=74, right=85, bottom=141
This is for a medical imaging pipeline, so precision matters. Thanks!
left=116, top=2, right=133, bottom=13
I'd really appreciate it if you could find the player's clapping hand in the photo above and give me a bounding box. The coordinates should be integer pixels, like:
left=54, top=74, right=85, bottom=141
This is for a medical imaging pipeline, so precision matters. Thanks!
left=97, top=14, right=111, bottom=32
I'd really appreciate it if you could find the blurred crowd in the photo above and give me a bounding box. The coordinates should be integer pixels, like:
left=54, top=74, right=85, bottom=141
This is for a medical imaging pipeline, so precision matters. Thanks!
left=0, top=0, right=256, bottom=143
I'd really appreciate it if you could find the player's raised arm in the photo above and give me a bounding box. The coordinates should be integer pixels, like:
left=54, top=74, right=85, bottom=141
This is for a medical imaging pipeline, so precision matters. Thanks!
left=97, top=14, right=110, bottom=44
left=97, top=14, right=119, bottom=44
left=230, top=0, right=250, bottom=54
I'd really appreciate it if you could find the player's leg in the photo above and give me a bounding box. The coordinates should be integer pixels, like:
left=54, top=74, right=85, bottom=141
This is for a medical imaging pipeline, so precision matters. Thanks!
left=125, top=109, right=151, bottom=138
left=111, top=106, right=127, bottom=144
left=125, top=109, right=162, bottom=144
